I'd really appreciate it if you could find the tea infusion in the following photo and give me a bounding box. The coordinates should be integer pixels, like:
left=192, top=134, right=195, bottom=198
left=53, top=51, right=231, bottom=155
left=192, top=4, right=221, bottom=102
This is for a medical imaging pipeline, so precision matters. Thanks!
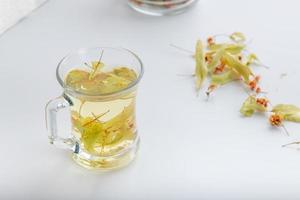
left=65, top=52, right=138, bottom=168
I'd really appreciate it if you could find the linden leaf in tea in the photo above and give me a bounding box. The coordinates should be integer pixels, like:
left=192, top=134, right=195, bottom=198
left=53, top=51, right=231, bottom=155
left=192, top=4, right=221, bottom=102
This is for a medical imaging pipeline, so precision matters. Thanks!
left=82, top=120, right=104, bottom=154
left=65, top=70, right=89, bottom=88
left=65, top=66, right=137, bottom=95
left=71, top=114, right=104, bottom=154
left=103, top=102, right=136, bottom=145
left=100, top=73, right=132, bottom=93
left=112, top=67, right=137, bottom=81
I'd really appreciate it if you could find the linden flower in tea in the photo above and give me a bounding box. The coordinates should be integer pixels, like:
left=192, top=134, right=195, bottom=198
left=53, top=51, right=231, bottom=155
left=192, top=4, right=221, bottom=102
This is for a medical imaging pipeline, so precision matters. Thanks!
left=64, top=58, right=138, bottom=157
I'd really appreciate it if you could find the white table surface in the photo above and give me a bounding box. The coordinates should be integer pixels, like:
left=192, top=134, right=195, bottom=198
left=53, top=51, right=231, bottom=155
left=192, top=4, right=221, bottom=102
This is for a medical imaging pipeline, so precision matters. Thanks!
left=0, top=0, right=47, bottom=35
left=1, top=0, right=300, bottom=199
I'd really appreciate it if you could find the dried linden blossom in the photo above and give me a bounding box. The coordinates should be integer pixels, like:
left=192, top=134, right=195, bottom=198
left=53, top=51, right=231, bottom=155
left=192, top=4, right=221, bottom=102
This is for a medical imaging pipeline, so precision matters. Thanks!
left=229, top=32, right=246, bottom=43
left=175, top=32, right=300, bottom=139
left=246, top=54, right=259, bottom=66
left=187, top=32, right=259, bottom=96
left=208, top=43, right=245, bottom=55
left=207, top=49, right=225, bottom=71
left=271, top=104, right=300, bottom=123
left=240, top=96, right=268, bottom=117
left=211, top=70, right=239, bottom=86
left=222, top=52, right=253, bottom=82
left=194, top=40, right=208, bottom=92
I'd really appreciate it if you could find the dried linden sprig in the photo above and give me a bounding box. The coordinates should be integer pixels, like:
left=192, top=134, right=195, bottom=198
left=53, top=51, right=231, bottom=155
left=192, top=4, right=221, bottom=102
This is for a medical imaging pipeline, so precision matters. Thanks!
left=194, top=40, right=208, bottom=93
left=89, top=50, right=105, bottom=80
left=240, top=96, right=268, bottom=117
left=271, top=104, right=300, bottom=123
left=172, top=32, right=300, bottom=143
left=229, top=32, right=246, bottom=43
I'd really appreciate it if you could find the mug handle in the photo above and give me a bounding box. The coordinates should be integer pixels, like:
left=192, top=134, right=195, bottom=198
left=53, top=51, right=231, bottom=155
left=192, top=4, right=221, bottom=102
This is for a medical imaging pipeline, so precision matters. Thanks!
left=45, top=95, right=79, bottom=153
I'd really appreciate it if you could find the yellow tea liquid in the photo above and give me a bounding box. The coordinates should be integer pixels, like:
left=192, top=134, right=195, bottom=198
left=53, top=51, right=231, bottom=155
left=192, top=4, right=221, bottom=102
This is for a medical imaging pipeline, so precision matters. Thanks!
left=64, top=64, right=139, bottom=169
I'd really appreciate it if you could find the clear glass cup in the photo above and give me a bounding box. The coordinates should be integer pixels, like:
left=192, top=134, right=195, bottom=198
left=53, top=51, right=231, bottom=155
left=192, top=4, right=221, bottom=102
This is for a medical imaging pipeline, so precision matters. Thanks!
left=45, top=47, right=143, bottom=170
left=128, top=0, right=198, bottom=16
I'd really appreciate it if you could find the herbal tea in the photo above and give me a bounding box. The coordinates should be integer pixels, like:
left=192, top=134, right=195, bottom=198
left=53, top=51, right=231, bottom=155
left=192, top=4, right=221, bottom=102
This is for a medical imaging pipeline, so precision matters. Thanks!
left=65, top=59, right=138, bottom=168
left=46, top=47, right=143, bottom=170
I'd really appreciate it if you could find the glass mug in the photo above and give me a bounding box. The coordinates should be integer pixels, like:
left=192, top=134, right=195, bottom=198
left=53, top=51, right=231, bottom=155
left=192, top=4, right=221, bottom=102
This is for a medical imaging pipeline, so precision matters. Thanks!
left=128, top=0, right=198, bottom=16
left=45, top=47, right=143, bottom=170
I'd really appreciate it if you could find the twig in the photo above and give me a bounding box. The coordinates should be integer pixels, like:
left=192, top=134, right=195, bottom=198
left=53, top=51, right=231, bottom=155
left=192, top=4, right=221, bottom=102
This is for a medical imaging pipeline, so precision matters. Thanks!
left=281, top=124, right=290, bottom=136
left=282, top=141, right=300, bottom=148
left=83, top=110, right=110, bottom=127
left=170, top=44, right=194, bottom=55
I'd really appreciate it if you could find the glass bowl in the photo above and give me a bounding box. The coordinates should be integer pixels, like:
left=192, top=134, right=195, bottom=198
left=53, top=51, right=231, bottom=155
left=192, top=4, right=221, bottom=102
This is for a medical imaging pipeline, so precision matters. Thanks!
left=128, top=0, right=198, bottom=16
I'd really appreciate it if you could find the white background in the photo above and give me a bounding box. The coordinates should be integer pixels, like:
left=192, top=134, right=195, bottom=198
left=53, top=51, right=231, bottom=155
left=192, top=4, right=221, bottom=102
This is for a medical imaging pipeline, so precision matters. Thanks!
left=1, top=0, right=300, bottom=199
left=0, top=0, right=47, bottom=34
